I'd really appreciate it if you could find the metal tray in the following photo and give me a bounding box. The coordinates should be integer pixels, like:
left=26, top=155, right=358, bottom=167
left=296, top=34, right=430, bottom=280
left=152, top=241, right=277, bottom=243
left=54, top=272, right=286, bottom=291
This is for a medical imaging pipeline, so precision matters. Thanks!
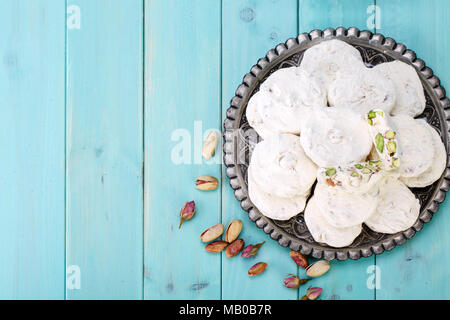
left=223, top=27, right=450, bottom=261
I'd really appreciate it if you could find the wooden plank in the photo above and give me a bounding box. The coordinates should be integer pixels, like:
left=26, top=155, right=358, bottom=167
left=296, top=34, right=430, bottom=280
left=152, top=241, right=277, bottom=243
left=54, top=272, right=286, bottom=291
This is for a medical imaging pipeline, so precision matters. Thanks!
left=298, top=0, right=376, bottom=300
left=375, top=0, right=450, bottom=300
left=66, top=0, right=143, bottom=299
left=144, top=0, right=222, bottom=299
left=299, top=0, right=375, bottom=32
left=222, top=0, right=299, bottom=300
left=0, top=0, right=65, bottom=299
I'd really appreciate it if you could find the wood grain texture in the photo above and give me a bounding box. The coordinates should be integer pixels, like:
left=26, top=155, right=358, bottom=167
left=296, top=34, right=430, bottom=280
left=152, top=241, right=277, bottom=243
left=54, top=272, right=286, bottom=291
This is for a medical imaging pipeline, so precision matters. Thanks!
left=66, top=0, right=143, bottom=299
left=222, top=0, right=299, bottom=300
left=0, top=0, right=66, bottom=299
left=144, top=0, right=222, bottom=299
left=299, top=0, right=376, bottom=300
left=299, top=0, right=375, bottom=32
left=375, top=0, right=450, bottom=300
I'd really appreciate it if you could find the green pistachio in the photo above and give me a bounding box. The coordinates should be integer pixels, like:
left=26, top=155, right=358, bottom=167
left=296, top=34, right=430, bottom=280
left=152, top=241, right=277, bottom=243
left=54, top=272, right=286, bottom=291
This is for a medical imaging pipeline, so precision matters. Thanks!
left=355, top=164, right=363, bottom=169
left=385, top=130, right=396, bottom=139
left=368, top=110, right=376, bottom=119
left=386, top=140, right=397, bottom=153
left=325, top=168, right=336, bottom=176
left=375, top=133, right=384, bottom=153
left=392, top=158, right=400, bottom=168
left=351, top=172, right=360, bottom=178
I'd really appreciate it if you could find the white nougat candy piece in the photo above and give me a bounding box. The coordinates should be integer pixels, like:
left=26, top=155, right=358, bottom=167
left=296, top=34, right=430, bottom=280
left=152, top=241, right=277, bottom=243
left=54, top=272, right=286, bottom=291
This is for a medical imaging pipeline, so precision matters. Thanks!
left=365, top=177, right=420, bottom=234
left=300, top=39, right=365, bottom=89
left=248, top=169, right=307, bottom=221
left=246, top=67, right=326, bottom=139
left=300, top=106, right=373, bottom=167
left=313, top=182, right=379, bottom=228
left=317, top=160, right=385, bottom=195
left=328, top=67, right=396, bottom=115
left=374, top=60, right=426, bottom=117
left=304, top=196, right=362, bottom=248
left=401, top=123, right=447, bottom=188
left=391, top=115, right=434, bottom=178
left=250, top=134, right=317, bottom=198
left=366, top=109, right=400, bottom=169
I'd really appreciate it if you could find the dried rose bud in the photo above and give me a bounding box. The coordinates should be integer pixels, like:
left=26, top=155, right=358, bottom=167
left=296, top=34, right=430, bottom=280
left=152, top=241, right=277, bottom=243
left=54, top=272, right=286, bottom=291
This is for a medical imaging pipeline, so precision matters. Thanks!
left=205, top=241, right=228, bottom=253
left=241, top=241, right=265, bottom=258
left=196, top=175, right=219, bottom=191
left=179, top=201, right=195, bottom=228
left=225, top=239, right=244, bottom=258
left=283, top=275, right=311, bottom=289
left=305, top=286, right=323, bottom=300
left=300, top=295, right=309, bottom=300
left=248, top=262, right=267, bottom=276
left=289, top=250, right=309, bottom=269
left=283, top=275, right=300, bottom=289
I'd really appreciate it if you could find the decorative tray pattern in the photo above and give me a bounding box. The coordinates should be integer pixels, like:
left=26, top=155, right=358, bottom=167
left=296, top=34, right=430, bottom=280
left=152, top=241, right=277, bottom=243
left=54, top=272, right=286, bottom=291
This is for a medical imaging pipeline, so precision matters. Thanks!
left=223, top=27, right=450, bottom=261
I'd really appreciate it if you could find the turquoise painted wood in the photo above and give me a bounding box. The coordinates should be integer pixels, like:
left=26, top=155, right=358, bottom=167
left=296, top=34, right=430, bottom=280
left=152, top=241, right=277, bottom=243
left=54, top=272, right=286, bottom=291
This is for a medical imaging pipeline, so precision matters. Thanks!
left=298, top=0, right=376, bottom=300
left=0, top=0, right=65, bottom=299
left=144, top=0, right=222, bottom=299
left=0, top=0, right=449, bottom=300
left=375, top=0, right=450, bottom=300
left=222, top=0, right=299, bottom=300
left=66, top=0, right=143, bottom=299
left=299, top=0, right=375, bottom=32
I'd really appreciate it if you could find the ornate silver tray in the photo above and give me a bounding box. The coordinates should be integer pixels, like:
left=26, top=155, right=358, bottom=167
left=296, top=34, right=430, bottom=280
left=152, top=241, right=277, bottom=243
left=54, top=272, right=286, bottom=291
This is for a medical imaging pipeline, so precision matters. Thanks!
left=223, top=27, right=450, bottom=261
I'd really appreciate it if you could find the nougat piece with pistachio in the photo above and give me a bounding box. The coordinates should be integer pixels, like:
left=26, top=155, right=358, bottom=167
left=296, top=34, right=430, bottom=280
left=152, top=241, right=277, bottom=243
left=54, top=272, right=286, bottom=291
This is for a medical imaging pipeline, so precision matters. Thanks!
left=317, top=160, right=385, bottom=194
left=366, top=109, right=400, bottom=169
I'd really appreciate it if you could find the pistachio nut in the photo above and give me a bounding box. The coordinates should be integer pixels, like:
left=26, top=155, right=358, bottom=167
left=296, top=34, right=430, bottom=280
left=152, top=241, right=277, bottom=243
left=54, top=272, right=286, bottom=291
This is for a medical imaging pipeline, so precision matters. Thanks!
left=386, top=140, right=397, bottom=154
left=305, top=260, right=330, bottom=278
left=202, top=131, right=218, bottom=160
left=375, top=133, right=384, bottom=153
left=392, top=158, right=399, bottom=168
left=205, top=241, right=228, bottom=253
left=196, top=175, right=219, bottom=191
left=200, top=223, right=224, bottom=243
left=385, top=130, right=396, bottom=139
left=225, top=239, right=244, bottom=258
left=248, top=262, right=267, bottom=276
left=225, top=219, right=243, bottom=243
left=289, top=250, right=309, bottom=269
left=325, top=168, right=336, bottom=177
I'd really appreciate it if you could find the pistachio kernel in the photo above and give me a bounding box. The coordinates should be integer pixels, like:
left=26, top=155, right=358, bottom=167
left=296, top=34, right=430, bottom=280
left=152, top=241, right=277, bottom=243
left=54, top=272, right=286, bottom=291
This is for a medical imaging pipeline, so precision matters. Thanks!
left=355, top=164, right=363, bottom=169
left=392, top=158, right=400, bottom=168
left=368, top=110, right=376, bottom=119
left=386, top=140, right=397, bottom=153
left=305, top=260, right=330, bottom=278
left=367, top=118, right=373, bottom=125
left=385, top=130, right=396, bottom=139
left=225, top=219, right=243, bottom=243
left=248, top=262, right=267, bottom=276
left=325, top=168, right=336, bottom=177
left=375, top=133, right=384, bottom=153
